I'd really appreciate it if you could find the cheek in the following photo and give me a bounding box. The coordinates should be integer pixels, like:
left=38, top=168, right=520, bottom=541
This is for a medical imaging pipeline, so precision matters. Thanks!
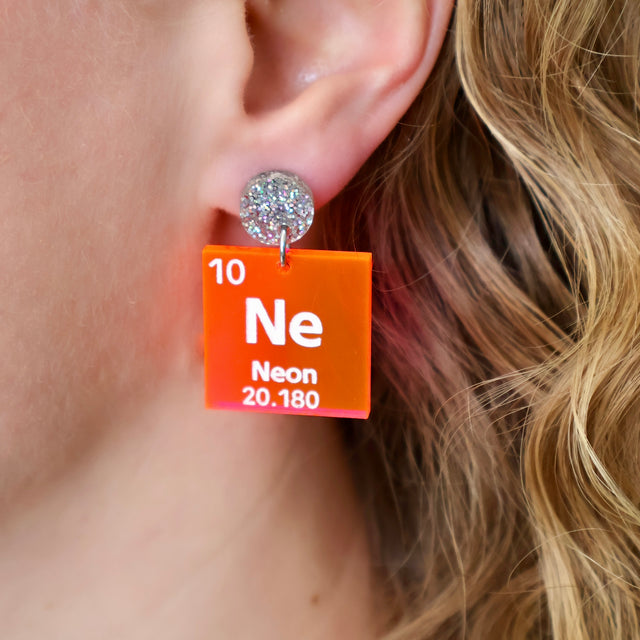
left=0, top=3, right=206, bottom=493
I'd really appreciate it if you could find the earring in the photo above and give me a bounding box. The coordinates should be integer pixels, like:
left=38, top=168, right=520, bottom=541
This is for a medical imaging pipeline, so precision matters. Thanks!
left=202, top=170, right=372, bottom=419
left=240, top=170, right=314, bottom=267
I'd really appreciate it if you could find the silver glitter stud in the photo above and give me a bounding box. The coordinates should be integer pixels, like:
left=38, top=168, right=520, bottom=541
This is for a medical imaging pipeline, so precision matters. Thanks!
left=240, top=170, right=315, bottom=247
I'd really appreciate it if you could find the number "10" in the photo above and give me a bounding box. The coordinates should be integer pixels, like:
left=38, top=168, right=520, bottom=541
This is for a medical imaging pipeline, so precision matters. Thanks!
left=209, top=258, right=246, bottom=286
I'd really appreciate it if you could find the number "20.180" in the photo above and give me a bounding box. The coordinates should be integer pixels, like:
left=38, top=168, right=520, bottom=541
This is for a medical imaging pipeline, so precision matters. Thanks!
left=242, top=386, right=320, bottom=410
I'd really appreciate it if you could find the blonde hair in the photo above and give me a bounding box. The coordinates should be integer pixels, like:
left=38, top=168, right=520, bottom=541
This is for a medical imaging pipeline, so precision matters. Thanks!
left=330, top=0, right=640, bottom=637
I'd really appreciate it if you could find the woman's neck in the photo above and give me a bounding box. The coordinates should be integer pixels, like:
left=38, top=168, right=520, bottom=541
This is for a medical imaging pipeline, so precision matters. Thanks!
left=0, top=370, right=378, bottom=639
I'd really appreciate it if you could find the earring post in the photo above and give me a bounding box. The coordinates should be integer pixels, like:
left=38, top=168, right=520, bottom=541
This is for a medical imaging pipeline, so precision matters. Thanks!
left=279, top=225, right=288, bottom=268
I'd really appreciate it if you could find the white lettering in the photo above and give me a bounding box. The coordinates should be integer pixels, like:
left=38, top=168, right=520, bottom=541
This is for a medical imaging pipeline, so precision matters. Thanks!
left=302, top=368, right=318, bottom=385
left=289, top=312, right=323, bottom=348
left=251, top=360, right=270, bottom=382
left=246, top=298, right=286, bottom=345
left=250, top=360, right=318, bottom=385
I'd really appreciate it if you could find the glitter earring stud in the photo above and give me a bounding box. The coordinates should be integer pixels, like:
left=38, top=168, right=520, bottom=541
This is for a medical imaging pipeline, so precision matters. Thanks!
left=240, top=170, right=315, bottom=267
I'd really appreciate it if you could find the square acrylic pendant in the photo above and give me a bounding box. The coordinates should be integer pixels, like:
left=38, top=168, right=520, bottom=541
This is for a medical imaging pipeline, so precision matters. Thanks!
left=202, top=245, right=372, bottom=419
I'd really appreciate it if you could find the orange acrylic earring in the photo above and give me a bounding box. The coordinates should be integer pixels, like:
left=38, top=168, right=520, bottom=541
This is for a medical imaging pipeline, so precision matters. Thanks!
left=202, top=170, right=372, bottom=419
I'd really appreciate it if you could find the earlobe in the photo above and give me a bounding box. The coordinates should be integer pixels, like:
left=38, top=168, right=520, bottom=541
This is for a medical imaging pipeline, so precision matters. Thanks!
left=201, top=0, right=454, bottom=215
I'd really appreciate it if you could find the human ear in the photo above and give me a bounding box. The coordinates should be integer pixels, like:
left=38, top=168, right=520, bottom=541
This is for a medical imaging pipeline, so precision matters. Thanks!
left=200, top=0, right=454, bottom=214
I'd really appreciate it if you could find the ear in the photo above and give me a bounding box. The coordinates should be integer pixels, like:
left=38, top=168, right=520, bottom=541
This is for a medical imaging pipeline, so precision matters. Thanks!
left=200, top=0, right=454, bottom=214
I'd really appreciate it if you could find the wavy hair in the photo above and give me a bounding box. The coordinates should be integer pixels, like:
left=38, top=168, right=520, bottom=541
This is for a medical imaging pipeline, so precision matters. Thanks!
left=330, top=0, right=640, bottom=637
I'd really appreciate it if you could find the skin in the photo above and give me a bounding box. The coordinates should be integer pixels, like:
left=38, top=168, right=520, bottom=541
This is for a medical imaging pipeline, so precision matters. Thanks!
left=0, top=0, right=453, bottom=637
left=0, top=3, right=377, bottom=637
